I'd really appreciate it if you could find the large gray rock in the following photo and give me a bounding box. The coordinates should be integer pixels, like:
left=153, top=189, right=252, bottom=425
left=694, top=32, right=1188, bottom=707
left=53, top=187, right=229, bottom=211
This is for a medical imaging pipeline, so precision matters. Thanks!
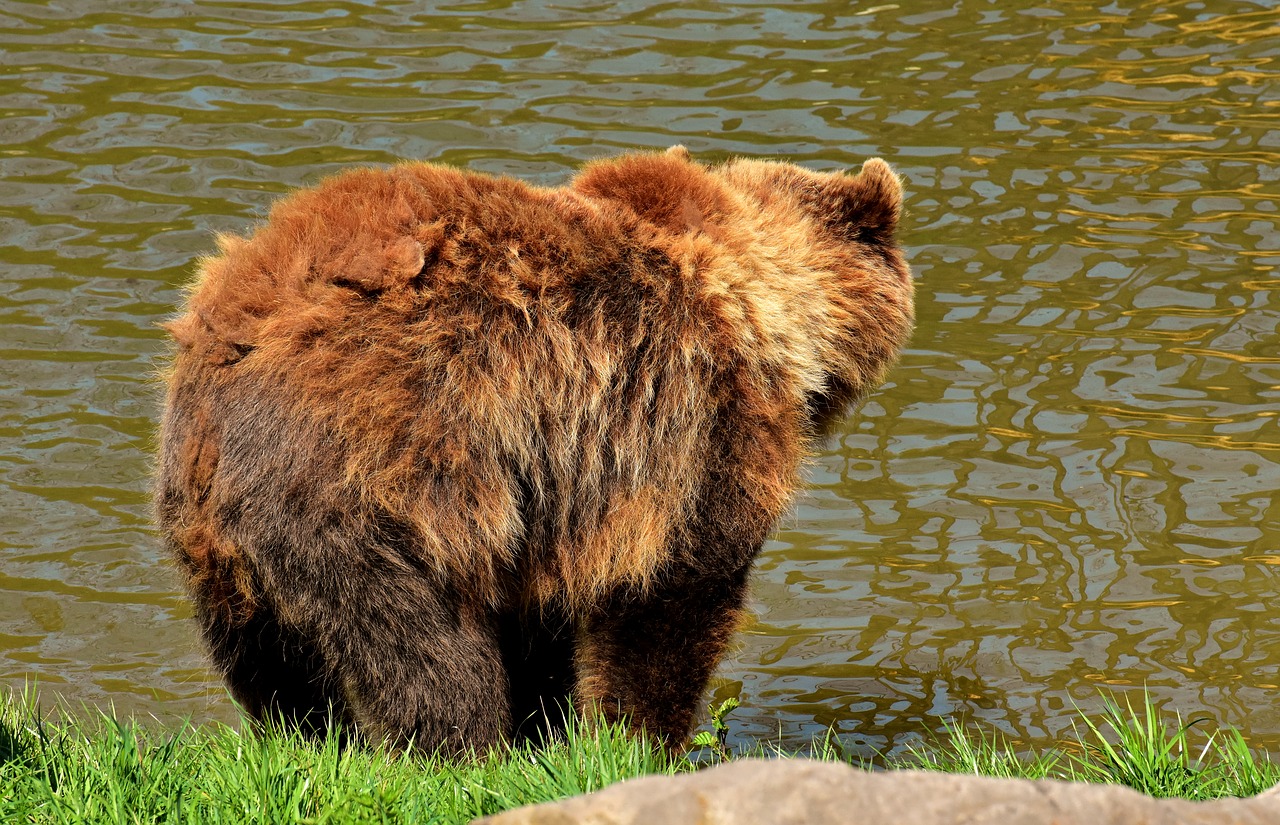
left=476, top=758, right=1280, bottom=825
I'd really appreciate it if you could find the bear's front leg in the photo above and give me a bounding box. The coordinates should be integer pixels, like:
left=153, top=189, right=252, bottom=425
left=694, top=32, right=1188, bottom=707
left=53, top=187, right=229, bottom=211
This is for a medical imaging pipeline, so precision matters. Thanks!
left=573, top=559, right=754, bottom=751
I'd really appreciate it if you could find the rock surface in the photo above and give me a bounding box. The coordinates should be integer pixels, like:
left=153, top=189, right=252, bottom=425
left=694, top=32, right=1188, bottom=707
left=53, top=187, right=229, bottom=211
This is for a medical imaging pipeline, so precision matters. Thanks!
left=476, top=758, right=1280, bottom=825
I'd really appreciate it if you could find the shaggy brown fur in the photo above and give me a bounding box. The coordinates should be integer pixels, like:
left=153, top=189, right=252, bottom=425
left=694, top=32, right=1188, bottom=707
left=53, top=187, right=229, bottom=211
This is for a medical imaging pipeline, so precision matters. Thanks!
left=155, top=145, right=914, bottom=754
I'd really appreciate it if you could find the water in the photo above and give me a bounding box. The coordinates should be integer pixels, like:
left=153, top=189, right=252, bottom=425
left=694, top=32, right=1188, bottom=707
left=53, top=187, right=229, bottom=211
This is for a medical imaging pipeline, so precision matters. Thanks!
left=2, top=0, right=1278, bottom=758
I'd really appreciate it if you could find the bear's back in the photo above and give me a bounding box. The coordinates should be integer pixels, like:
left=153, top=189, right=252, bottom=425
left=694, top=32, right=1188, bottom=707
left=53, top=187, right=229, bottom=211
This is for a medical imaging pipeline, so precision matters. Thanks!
left=164, top=160, right=758, bottom=606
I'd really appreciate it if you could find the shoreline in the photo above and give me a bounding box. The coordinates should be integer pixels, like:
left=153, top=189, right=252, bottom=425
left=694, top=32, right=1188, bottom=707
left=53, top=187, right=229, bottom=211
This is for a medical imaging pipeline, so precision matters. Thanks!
left=2, top=688, right=1275, bottom=823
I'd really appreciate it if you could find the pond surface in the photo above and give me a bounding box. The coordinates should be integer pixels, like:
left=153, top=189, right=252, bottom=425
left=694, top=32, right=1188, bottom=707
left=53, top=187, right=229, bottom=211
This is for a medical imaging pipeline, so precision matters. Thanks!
left=2, top=0, right=1278, bottom=758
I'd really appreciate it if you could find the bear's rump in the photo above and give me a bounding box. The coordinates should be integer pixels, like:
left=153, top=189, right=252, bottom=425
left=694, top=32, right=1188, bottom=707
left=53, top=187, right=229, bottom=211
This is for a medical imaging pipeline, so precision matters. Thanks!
left=163, top=160, right=818, bottom=616
left=177, top=273, right=731, bottom=614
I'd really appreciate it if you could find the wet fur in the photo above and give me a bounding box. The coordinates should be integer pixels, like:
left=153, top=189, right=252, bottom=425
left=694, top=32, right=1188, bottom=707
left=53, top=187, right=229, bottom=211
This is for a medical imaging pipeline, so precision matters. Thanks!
left=155, top=146, right=914, bottom=753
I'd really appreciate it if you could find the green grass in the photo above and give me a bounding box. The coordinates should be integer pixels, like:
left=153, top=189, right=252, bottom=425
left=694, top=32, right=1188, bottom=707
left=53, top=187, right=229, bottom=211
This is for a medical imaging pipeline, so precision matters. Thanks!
left=1, top=688, right=1275, bottom=824
left=0, top=688, right=677, bottom=824
left=896, top=691, right=1280, bottom=800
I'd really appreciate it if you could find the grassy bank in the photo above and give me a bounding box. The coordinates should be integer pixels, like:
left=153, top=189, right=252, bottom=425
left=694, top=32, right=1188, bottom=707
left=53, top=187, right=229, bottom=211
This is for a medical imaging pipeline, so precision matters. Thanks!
left=0, top=689, right=1275, bottom=824
left=0, top=688, right=678, bottom=824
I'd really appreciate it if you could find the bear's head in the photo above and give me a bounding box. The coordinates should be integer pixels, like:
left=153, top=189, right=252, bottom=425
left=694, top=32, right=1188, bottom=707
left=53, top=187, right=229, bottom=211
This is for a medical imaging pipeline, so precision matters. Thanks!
left=715, top=154, right=906, bottom=272
left=568, top=148, right=914, bottom=433
left=712, top=153, right=915, bottom=432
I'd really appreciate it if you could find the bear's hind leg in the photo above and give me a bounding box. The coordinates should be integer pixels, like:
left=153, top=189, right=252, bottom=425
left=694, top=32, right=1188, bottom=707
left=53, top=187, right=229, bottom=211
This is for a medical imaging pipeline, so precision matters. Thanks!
left=259, top=555, right=513, bottom=755
left=200, top=599, right=350, bottom=741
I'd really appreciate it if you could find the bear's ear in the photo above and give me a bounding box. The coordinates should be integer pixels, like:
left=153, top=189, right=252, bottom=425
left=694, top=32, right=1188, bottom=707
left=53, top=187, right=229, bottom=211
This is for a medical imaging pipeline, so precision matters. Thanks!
left=837, top=158, right=903, bottom=244
left=666, top=144, right=691, bottom=161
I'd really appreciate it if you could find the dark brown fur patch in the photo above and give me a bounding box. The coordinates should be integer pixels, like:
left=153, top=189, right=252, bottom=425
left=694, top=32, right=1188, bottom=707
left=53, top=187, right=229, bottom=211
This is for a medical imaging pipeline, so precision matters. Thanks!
left=155, top=148, right=914, bottom=753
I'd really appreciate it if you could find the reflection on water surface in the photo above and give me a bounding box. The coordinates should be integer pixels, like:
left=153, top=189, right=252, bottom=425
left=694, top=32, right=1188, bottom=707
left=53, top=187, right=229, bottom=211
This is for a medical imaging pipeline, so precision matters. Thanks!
left=2, top=0, right=1278, bottom=757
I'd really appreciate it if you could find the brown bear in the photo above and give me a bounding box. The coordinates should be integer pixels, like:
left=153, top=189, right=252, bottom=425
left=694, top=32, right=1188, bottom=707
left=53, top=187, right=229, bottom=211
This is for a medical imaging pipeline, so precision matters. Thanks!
left=155, top=146, right=914, bottom=755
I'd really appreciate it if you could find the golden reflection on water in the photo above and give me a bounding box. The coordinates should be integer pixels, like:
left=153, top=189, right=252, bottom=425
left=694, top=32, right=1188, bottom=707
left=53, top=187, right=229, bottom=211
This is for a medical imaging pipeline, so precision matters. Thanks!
left=1, top=0, right=1278, bottom=758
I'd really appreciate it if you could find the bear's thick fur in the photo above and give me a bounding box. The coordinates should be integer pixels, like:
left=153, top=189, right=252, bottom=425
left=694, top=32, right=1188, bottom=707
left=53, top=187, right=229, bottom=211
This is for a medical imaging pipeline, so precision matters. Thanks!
left=155, top=146, right=913, bottom=753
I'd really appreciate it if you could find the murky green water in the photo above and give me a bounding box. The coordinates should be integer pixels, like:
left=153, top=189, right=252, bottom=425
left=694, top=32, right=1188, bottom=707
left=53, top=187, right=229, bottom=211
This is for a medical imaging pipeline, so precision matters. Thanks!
left=2, top=0, right=1278, bottom=758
